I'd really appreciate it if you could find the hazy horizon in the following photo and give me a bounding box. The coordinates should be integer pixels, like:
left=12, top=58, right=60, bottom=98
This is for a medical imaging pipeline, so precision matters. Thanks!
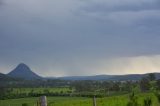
left=3, top=62, right=160, bottom=77
left=0, top=0, right=160, bottom=76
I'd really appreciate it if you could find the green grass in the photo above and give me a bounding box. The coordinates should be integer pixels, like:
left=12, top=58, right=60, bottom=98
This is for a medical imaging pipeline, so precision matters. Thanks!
left=0, top=97, right=38, bottom=106
left=11, top=87, right=71, bottom=94
left=0, top=93, right=159, bottom=106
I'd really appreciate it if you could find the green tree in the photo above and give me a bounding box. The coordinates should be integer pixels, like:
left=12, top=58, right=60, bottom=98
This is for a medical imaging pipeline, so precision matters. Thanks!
left=140, top=77, right=150, bottom=92
left=156, top=79, right=160, bottom=90
left=148, top=73, right=156, bottom=81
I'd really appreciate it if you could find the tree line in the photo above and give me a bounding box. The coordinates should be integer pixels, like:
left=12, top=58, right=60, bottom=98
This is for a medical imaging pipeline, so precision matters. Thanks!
left=1, top=73, right=160, bottom=100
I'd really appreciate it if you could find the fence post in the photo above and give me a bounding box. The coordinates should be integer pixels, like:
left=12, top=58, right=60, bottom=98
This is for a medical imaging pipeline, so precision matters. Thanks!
left=39, top=96, right=47, bottom=106
left=93, top=96, right=97, bottom=106
left=37, top=100, right=39, bottom=106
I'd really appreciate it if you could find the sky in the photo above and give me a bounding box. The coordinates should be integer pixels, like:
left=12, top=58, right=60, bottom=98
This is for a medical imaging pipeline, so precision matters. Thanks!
left=0, top=0, right=160, bottom=77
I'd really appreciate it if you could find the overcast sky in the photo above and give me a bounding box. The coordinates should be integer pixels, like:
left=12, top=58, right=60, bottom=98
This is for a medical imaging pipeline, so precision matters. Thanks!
left=0, top=0, right=160, bottom=77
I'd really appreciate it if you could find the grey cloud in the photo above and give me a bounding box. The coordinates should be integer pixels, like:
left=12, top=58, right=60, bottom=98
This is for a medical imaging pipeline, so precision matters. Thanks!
left=79, top=0, right=160, bottom=13
left=76, top=0, right=160, bottom=26
left=0, top=0, right=160, bottom=76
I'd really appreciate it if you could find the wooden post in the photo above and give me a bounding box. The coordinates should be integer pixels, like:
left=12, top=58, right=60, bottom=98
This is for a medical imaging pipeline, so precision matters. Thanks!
left=39, top=96, right=47, bottom=106
left=108, top=88, right=110, bottom=96
left=37, top=100, right=39, bottom=106
left=93, top=96, right=96, bottom=106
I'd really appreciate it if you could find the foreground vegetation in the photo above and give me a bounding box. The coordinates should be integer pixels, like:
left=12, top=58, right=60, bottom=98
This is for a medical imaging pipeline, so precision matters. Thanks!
left=0, top=93, right=160, bottom=106
left=1, top=73, right=160, bottom=106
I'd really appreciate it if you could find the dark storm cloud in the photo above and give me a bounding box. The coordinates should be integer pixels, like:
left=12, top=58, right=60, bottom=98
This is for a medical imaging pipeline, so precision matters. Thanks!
left=0, top=0, right=160, bottom=76
left=80, top=0, right=160, bottom=13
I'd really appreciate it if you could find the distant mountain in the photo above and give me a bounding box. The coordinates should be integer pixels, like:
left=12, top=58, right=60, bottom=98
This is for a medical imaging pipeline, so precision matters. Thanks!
left=7, top=63, right=42, bottom=80
left=108, top=73, right=160, bottom=81
left=57, top=75, right=114, bottom=80
left=107, top=74, right=144, bottom=81
left=5, top=63, right=160, bottom=81
left=0, top=73, right=14, bottom=81
left=54, top=73, right=160, bottom=81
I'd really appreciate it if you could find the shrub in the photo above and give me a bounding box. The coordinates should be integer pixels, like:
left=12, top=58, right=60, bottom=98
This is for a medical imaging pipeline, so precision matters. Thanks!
left=154, top=92, right=160, bottom=104
left=127, top=92, right=139, bottom=106
left=22, top=103, right=28, bottom=106
left=143, top=97, right=152, bottom=106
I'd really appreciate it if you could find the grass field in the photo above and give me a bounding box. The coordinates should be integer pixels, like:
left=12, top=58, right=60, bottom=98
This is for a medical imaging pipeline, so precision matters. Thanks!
left=11, top=87, right=71, bottom=94
left=0, top=93, right=159, bottom=106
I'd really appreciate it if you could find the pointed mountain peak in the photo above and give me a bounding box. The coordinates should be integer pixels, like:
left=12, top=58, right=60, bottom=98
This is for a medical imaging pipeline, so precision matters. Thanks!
left=18, top=63, right=29, bottom=67
left=16, top=63, right=31, bottom=71
left=8, top=63, right=42, bottom=80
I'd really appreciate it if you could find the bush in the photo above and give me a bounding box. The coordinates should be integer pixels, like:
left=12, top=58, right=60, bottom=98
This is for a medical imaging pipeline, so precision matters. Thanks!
left=154, top=92, right=160, bottom=103
left=127, top=92, right=139, bottom=106
left=22, top=103, right=28, bottom=106
left=144, top=97, right=152, bottom=106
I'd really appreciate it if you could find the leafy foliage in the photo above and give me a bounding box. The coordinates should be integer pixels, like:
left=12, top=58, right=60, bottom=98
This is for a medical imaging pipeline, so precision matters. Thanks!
left=22, top=103, right=28, bottom=106
left=140, top=77, right=150, bottom=92
left=127, top=92, right=139, bottom=106
left=143, top=97, right=152, bottom=106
